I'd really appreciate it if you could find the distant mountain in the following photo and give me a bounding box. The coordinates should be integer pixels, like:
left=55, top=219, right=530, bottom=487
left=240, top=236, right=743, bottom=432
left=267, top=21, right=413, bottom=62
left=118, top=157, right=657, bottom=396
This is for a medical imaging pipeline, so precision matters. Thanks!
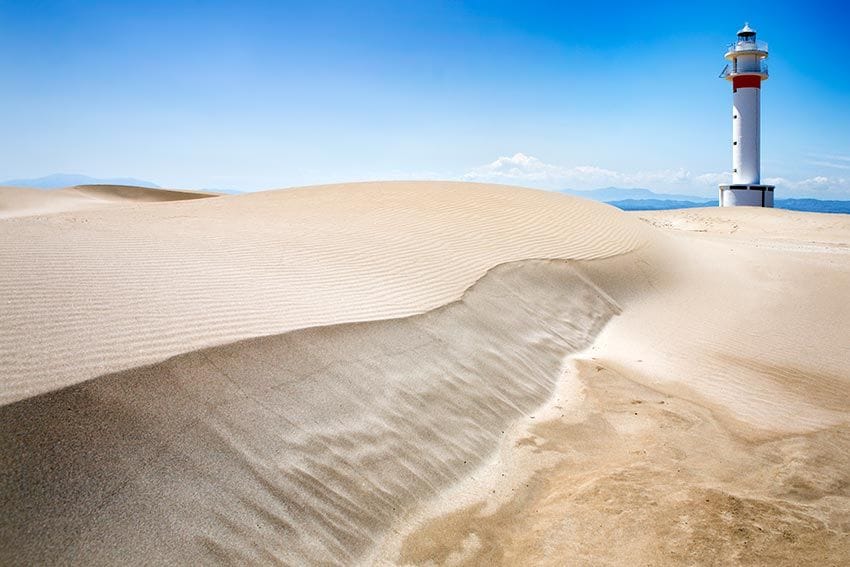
left=1, top=173, right=160, bottom=189
left=561, top=187, right=711, bottom=203
left=607, top=199, right=715, bottom=211
left=607, top=198, right=850, bottom=214
left=774, top=199, right=850, bottom=214
left=565, top=187, right=850, bottom=214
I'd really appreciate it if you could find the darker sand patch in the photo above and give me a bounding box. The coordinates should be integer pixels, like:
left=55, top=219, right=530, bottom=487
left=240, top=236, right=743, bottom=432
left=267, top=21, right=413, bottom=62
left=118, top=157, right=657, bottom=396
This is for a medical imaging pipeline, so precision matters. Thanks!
left=397, top=360, right=850, bottom=566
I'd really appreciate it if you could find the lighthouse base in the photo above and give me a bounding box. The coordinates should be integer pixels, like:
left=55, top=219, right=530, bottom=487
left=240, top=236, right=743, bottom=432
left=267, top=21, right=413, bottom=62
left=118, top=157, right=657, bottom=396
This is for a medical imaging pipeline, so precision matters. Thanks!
left=719, top=184, right=775, bottom=207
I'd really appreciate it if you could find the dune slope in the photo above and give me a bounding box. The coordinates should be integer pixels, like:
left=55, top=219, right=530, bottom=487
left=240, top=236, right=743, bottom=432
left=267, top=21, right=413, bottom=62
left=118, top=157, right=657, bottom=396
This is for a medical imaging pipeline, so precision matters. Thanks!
left=0, top=184, right=215, bottom=219
left=0, top=181, right=649, bottom=405
left=1, top=260, right=617, bottom=565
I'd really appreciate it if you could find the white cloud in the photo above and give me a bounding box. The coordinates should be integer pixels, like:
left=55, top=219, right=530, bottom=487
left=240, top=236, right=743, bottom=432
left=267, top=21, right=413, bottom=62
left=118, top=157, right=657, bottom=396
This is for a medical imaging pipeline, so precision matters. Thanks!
left=461, top=153, right=724, bottom=196
left=763, top=175, right=850, bottom=199
left=461, top=153, right=616, bottom=187
left=462, top=153, right=850, bottom=199
left=694, top=171, right=733, bottom=186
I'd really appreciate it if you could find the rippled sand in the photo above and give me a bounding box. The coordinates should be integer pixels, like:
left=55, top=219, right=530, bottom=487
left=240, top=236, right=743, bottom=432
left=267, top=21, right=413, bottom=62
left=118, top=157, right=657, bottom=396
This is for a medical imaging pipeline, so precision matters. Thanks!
left=1, top=183, right=848, bottom=565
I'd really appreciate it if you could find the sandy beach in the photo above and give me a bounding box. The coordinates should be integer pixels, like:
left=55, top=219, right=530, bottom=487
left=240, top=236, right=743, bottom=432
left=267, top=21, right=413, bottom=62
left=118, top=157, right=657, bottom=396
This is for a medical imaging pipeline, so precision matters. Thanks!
left=1, top=182, right=848, bottom=565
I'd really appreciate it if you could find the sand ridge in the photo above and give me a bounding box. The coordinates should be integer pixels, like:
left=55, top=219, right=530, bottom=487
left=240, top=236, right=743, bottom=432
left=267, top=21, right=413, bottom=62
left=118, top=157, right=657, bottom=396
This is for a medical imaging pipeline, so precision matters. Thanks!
left=0, top=181, right=650, bottom=405
left=1, top=259, right=619, bottom=565
left=0, top=184, right=216, bottom=219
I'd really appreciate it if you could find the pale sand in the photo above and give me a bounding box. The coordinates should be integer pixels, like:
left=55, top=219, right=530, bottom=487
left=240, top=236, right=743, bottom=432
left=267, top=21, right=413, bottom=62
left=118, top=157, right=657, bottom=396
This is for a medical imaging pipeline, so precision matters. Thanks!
left=0, top=181, right=647, bottom=405
left=388, top=207, right=850, bottom=565
left=1, top=184, right=849, bottom=565
left=0, top=184, right=216, bottom=219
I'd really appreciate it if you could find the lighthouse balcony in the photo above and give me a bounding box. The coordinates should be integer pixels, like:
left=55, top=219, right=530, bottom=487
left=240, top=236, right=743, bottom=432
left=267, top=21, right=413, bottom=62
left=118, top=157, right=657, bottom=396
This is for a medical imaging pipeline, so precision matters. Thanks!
left=724, top=41, right=768, bottom=59
left=725, top=40, right=768, bottom=59
left=726, top=39, right=768, bottom=53
left=720, top=61, right=768, bottom=80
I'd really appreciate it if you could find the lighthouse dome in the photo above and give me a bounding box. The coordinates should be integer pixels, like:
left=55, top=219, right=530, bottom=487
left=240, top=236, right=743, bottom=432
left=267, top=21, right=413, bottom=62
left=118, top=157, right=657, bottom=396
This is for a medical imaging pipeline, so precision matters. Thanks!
left=737, top=23, right=756, bottom=37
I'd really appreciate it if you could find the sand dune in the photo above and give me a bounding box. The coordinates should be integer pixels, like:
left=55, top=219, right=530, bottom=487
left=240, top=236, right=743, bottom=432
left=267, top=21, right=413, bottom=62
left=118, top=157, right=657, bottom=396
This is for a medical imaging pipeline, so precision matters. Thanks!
left=1, top=260, right=618, bottom=564
left=0, top=184, right=216, bottom=219
left=1, top=183, right=849, bottom=565
left=0, top=181, right=648, bottom=405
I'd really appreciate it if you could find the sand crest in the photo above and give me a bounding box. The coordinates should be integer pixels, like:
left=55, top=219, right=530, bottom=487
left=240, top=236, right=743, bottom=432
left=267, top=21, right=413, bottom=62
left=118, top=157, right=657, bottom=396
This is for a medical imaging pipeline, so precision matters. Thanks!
left=1, top=260, right=617, bottom=564
left=0, top=184, right=215, bottom=219
left=2, top=184, right=849, bottom=565
left=0, top=181, right=648, bottom=405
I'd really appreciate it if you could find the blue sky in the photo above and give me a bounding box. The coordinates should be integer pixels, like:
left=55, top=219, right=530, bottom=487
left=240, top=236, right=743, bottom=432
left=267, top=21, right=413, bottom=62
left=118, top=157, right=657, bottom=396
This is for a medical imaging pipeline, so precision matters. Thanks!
left=1, top=0, right=849, bottom=197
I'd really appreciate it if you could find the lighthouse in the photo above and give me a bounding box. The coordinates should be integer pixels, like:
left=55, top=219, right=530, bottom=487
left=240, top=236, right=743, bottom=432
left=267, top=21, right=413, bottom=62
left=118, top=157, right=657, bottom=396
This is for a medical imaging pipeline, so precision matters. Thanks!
left=719, top=23, right=774, bottom=207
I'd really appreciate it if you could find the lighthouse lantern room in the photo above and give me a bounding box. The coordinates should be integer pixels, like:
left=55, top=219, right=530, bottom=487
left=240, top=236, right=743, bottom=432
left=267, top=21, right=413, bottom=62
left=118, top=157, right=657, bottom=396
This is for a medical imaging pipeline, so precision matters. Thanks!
left=719, top=23, right=774, bottom=207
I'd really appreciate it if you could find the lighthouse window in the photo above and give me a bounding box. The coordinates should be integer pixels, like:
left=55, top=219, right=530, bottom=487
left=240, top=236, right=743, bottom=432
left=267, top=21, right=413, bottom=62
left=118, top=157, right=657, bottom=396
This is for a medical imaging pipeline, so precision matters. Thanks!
left=734, top=114, right=738, bottom=119
left=733, top=141, right=738, bottom=145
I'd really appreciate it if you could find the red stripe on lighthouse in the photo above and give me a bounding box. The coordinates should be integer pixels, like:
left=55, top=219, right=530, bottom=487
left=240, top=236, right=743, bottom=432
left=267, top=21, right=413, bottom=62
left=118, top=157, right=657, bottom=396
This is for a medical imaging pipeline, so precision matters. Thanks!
left=732, top=75, right=761, bottom=89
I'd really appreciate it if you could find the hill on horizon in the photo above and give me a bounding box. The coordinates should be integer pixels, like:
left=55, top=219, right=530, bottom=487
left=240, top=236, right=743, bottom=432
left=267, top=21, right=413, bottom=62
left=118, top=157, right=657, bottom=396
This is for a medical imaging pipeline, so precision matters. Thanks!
left=1, top=174, right=160, bottom=189
left=560, top=186, right=711, bottom=203
left=607, top=197, right=850, bottom=214
left=563, top=187, right=850, bottom=214
left=3, top=178, right=847, bottom=213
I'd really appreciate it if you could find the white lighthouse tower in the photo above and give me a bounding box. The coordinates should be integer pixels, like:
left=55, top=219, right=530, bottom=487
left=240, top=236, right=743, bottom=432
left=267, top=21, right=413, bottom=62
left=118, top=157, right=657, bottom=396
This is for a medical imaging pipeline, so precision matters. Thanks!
left=719, top=23, right=774, bottom=207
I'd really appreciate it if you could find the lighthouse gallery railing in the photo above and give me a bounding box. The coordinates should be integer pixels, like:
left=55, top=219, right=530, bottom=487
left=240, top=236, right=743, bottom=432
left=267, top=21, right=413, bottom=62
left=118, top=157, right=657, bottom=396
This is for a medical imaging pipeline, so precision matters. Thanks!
left=719, top=60, right=768, bottom=79
left=726, top=40, right=768, bottom=54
